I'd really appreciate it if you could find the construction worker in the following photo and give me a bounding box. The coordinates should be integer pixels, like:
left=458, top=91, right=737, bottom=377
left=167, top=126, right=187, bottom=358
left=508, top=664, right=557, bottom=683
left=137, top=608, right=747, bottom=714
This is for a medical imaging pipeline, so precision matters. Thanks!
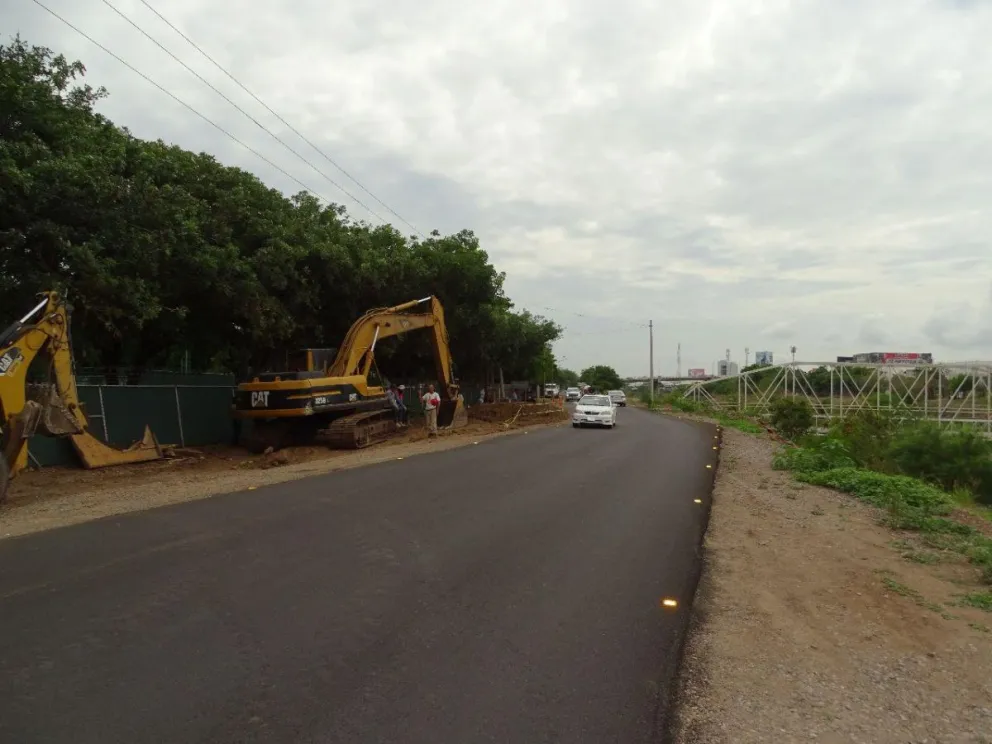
left=396, top=384, right=408, bottom=426
left=386, top=384, right=402, bottom=427
left=422, top=383, right=440, bottom=437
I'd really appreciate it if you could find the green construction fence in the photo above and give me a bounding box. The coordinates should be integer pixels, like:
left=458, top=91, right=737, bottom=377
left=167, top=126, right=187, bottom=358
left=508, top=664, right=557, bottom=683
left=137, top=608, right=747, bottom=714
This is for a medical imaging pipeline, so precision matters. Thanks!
left=28, top=384, right=235, bottom=468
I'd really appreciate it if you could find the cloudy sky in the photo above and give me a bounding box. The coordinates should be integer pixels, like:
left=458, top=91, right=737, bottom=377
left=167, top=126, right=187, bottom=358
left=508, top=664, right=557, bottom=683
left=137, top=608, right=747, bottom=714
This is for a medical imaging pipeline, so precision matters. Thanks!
left=10, top=0, right=992, bottom=376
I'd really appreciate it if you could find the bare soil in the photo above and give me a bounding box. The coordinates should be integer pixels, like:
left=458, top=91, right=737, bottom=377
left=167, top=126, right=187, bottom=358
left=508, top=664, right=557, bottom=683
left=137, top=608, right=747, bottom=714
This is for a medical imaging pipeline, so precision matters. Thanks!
left=674, top=426, right=992, bottom=743
left=1, top=403, right=568, bottom=540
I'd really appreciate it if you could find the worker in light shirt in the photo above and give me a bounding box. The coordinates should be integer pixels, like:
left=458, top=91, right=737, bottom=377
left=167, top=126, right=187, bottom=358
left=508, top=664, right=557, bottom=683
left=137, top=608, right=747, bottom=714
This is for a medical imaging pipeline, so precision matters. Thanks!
left=422, top=384, right=441, bottom=437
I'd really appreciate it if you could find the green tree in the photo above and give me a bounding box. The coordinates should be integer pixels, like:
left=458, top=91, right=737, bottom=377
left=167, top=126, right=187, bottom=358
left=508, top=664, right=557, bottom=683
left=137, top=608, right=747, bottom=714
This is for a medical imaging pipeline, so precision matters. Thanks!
left=580, top=365, right=623, bottom=391
left=0, top=36, right=561, bottom=383
left=769, top=397, right=815, bottom=441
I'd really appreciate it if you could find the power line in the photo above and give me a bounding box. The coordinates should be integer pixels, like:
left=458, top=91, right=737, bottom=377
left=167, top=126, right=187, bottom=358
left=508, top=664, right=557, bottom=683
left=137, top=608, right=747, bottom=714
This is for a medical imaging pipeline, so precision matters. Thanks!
left=96, top=0, right=392, bottom=227
left=29, top=0, right=350, bottom=210
left=134, top=0, right=426, bottom=238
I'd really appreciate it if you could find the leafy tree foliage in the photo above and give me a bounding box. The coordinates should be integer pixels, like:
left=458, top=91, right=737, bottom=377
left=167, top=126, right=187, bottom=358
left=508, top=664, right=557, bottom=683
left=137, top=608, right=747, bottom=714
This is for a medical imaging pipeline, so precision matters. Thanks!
left=768, top=397, right=815, bottom=441
left=556, top=368, right=580, bottom=388
left=580, top=365, right=623, bottom=391
left=0, top=37, right=562, bottom=381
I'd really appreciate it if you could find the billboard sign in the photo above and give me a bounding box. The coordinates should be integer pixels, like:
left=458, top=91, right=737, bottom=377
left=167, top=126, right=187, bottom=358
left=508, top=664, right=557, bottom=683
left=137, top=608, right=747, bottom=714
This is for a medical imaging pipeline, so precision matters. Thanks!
left=754, top=351, right=773, bottom=365
left=881, top=353, right=932, bottom=364
left=688, top=368, right=706, bottom=378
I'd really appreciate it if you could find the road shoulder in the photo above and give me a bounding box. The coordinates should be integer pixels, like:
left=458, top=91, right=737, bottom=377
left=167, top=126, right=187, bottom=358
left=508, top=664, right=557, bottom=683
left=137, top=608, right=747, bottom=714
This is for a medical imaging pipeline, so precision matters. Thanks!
left=2, top=409, right=568, bottom=540
left=672, top=427, right=992, bottom=743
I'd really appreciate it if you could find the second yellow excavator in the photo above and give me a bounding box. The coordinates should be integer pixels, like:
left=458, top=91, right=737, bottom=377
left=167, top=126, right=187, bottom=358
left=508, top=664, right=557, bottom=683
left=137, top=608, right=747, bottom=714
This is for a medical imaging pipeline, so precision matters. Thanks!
left=232, top=295, right=468, bottom=451
left=0, top=292, right=163, bottom=504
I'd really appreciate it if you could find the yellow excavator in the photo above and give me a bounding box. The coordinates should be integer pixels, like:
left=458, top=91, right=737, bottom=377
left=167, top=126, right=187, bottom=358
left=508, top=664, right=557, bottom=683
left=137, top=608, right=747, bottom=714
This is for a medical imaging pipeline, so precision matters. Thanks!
left=0, top=292, right=163, bottom=504
left=233, top=295, right=468, bottom=451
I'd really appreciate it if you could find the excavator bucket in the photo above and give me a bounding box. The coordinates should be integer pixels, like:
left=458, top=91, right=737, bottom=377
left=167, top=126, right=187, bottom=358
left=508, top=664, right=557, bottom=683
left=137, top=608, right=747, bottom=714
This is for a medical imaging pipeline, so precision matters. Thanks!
left=70, top=426, right=163, bottom=470
left=27, top=383, right=83, bottom=437
left=437, top=395, right=468, bottom=430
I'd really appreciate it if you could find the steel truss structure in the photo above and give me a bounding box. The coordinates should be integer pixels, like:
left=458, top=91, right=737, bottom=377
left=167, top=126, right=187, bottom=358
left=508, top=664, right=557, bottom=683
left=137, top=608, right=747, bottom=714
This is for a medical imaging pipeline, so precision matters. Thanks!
left=682, top=361, right=992, bottom=433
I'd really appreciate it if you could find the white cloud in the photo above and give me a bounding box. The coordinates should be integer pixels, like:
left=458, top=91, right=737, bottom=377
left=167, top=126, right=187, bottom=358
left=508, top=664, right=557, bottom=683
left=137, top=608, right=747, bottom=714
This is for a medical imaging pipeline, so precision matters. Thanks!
left=8, top=0, right=992, bottom=375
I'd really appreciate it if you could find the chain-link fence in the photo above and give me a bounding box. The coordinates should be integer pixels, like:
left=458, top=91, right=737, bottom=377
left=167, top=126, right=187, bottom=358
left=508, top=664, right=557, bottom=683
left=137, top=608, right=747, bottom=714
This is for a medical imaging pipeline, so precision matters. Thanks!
left=29, top=383, right=235, bottom=467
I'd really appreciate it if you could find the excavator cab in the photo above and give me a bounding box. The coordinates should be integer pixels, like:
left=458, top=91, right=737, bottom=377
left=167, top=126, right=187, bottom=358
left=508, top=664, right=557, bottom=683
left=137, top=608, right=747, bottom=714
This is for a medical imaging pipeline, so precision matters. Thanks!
left=253, top=348, right=338, bottom=382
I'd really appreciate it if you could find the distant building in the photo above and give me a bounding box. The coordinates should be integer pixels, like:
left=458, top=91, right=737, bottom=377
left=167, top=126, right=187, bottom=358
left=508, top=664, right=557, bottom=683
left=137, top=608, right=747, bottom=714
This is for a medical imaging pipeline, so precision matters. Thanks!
left=840, top=352, right=933, bottom=365
left=754, top=350, right=773, bottom=365
left=715, top=360, right=739, bottom=377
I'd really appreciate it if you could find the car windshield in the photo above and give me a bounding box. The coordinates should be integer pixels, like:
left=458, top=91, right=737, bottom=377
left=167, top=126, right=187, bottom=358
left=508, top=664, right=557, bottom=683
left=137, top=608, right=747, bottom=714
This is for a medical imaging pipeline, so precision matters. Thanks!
left=580, top=396, right=611, bottom=407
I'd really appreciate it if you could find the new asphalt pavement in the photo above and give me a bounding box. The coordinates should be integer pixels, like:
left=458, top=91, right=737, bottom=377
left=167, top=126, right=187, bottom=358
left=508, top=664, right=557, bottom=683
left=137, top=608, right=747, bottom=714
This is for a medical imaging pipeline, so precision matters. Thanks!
left=0, top=406, right=717, bottom=743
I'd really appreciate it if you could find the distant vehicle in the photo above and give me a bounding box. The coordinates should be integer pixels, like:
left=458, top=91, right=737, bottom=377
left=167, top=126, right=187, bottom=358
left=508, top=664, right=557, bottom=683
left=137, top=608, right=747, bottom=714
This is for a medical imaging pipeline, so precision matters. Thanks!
left=572, top=394, right=617, bottom=428
left=607, top=389, right=627, bottom=407
left=544, top=383, right=560, bottom=398
left=565, top=387, right=581, bottom=402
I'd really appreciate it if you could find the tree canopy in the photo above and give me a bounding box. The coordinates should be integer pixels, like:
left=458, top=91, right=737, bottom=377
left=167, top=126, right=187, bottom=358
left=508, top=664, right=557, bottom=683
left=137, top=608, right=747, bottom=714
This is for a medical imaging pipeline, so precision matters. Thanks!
left=580, top=365, right=623, bottom=391
left=0, top=36, right=561, bottom=382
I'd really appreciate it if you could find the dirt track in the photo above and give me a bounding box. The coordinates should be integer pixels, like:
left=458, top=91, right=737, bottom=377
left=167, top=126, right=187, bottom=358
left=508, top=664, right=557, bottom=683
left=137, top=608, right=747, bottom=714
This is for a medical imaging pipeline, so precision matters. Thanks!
left=674, top=427, right=992, bottom=743
left=2, top=403, right=568, bottom=539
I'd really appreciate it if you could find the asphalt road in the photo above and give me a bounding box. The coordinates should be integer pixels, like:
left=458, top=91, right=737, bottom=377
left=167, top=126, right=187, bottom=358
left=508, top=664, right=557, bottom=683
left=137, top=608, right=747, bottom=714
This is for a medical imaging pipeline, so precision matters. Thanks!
left=0, top=406, right=717, bottom=744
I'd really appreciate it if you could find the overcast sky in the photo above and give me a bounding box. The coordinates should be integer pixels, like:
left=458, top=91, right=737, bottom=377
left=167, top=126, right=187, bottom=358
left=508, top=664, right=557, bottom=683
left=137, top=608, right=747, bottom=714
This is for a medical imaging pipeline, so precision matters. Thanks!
left=9, top=0, right=992, bottom=376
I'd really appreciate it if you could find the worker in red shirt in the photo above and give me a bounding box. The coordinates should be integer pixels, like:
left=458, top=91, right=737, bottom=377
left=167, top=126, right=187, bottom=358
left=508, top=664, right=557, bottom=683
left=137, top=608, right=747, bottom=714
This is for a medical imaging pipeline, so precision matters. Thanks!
left=422, top=384, right=441, bottom=437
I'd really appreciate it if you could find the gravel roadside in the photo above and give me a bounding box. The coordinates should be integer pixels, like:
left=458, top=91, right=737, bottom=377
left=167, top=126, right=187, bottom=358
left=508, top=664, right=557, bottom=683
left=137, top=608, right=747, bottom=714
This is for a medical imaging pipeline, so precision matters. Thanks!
left=673, top=426, right=992, bottom=744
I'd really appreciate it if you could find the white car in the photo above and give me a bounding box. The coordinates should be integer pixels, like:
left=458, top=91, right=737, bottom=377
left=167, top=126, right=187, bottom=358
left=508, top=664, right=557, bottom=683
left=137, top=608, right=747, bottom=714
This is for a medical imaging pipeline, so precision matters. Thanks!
left=572, top=394, right=618, bottom=429
left=565, top=387, right=582, bottom=402
left=608, top=389, right=627, bottom=407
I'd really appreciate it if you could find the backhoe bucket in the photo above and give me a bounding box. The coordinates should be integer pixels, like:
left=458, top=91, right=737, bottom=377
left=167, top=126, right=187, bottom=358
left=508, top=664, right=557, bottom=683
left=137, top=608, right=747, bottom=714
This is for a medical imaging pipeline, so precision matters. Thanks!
left=437, top=395, right=468, bottom=430
left=70, top=426, right=164, bottom=470
left=27, top=383, right=84, bottom=437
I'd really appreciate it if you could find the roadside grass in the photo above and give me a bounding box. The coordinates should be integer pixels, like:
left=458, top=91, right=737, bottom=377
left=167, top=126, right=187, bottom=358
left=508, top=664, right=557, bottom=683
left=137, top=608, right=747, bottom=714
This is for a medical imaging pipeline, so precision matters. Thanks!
left=774, top=446, right=992, bottom=588
left=961, top=591, right=992, bottom=612
left=638, top=391, right=765, bottom=434
left=635, top=387, right=992, bottom=588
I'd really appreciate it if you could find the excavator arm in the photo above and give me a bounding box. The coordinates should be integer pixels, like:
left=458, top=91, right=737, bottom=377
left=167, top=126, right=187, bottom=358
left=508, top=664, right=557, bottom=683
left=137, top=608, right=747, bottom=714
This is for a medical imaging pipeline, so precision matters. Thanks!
left=0, top=292, right=162, bottom=503
left=328, top=295, right=460, bottom=399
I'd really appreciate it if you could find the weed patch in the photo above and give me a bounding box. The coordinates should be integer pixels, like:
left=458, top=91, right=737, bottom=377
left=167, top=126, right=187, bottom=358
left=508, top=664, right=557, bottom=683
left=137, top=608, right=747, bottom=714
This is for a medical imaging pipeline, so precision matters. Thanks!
left=880, top=576, right=949, bottom=616
left=960, top=592, right=992, bottom=612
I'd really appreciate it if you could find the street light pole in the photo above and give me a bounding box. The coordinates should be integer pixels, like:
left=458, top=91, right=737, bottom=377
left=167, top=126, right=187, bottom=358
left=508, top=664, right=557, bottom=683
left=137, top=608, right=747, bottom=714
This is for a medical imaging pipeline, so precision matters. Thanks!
left=649, top=320, right=654, bottom=405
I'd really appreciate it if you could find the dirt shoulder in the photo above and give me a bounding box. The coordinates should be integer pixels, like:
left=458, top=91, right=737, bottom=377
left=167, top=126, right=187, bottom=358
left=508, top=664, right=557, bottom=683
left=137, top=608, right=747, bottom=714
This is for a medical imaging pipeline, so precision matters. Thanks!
left=674, top=426, right=992, bottom=744
left=2, top=405, right=568, bottom=540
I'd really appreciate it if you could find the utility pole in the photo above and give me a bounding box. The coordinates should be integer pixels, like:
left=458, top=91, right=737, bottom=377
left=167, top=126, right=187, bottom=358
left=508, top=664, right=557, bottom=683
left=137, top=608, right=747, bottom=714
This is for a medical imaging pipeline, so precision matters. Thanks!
left=677, top=342, right=681, bottom=380
left=745, top=347, right=750, bottom=367
left=649, top=320, right=654, bottom=404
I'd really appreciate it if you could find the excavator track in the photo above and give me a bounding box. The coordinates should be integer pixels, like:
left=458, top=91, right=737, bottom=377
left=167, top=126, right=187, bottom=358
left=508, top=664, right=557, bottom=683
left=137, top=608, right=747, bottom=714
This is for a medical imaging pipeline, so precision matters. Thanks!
left=321, top=409, right=397, bottom=450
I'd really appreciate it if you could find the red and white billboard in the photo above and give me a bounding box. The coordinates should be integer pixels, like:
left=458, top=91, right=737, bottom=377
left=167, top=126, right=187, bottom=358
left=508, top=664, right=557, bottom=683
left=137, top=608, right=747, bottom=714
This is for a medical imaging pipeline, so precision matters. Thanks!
left=882, top=353, right=927, bottom=363
left=688, top=368, right=707, bottom=378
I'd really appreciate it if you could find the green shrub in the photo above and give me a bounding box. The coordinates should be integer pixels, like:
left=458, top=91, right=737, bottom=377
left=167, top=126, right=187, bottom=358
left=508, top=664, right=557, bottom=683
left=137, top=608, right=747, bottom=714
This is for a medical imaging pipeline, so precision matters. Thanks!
left=886, top=423, right=992, bottom=505
left=669, top=396, right=703, bottom=413
left=827, top=408, right=904, bottom=470
left=773, top=438, right=855, bottom=473
left=768, top=397, right=815, bottom=441
left=798, top=467, right=954, bottom=516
